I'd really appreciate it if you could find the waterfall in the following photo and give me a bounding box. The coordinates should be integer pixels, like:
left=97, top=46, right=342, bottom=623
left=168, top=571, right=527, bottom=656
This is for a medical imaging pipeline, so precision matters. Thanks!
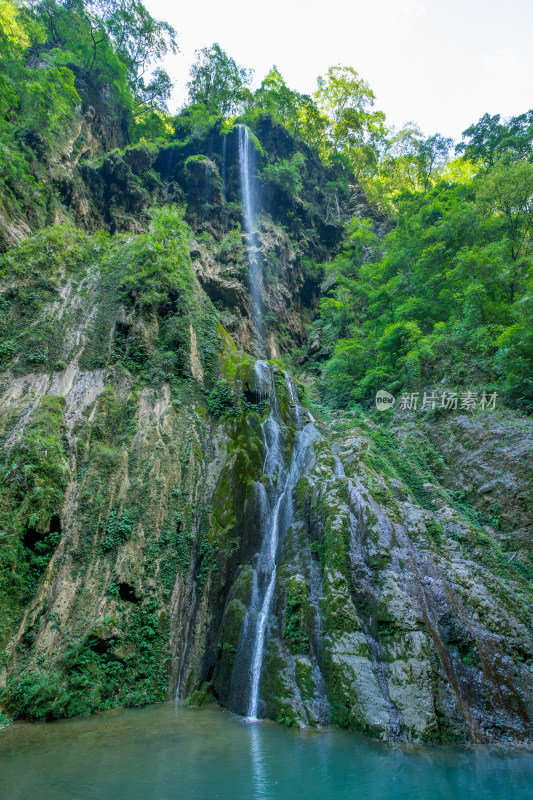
left=202, top=166, right=211, bottom=222
left=202, top=136, right=214, bottom=222
left=221, top=134, right=228, bottom=231
left=225, top=127, right=326, bottom=723
left=229, top=361, right=319, bottom=720
left=284, top=370, right=302, bottom=428
left=238, top=125, right=263, bottom=343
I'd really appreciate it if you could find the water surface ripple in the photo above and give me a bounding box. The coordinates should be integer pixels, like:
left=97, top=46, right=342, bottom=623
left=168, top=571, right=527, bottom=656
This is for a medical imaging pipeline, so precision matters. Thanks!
left=0, top=703, right=532, bottom=800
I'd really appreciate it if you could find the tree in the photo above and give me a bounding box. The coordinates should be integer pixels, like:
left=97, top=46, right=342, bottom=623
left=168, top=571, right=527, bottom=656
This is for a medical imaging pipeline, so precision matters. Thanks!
left=0, top=0, right=80, bottom=143
left=253, top=66, right=319, bottom=139
left=315, top=65, right=386, bottom=152
left=476, top=160, right=533, bottom=262
left=187, top=43, right=252, bottom=116
left=416, top=133, right=453, bottom=191
left=254, top=66, right=295, bottom=118
left=456, top=112, right=505, bottom=167
left=367, top=125, right=452, bottom=202
left=496, top=292, right=533, bottom=412
left=98, top=0, right=177, bottom=110
left=296, top=97, right=329, bottom=153
left=457, top=110, right=533, bottom=166
left=314, top=65, right=386, bottom=180
left=376, top=124, right=424, bottom=194
left=29, top=0, right=178, bottom=111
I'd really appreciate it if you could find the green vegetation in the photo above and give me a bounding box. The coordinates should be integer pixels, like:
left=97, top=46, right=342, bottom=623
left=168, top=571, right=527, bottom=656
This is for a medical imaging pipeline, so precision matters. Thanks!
left=0, top=0, right=176, bottom=226
left=187, top=681, right=213, bottom=706
left=262, top=152, right=305, bottom=198
left=207, top=379, right=239, bottom=419
left=102, top=508, right=133, bottom=551
left=0, top=0, right=532, bottom=741
left=284, top=577, right=309, bottom=654
left=169, top=42, right=533, bottom=416
left=315, top=127, right=533, bottom=411
left=3, top=3, right=529, bottom=418
left=0, top=225, right=104, bottom=372
left=0, top=205, right=211, bottom=385
left=0, top=395, right=68, bottom=642
left=1, top=598, right=170, bottom=720
left=117, top=205, right=194, bottom=311
left=187, top=43, right=253, bottom=115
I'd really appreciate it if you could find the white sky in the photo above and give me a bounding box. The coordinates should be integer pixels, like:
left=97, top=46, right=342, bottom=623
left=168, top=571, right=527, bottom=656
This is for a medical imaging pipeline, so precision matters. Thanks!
left=145, top=0, right=533, bottom=143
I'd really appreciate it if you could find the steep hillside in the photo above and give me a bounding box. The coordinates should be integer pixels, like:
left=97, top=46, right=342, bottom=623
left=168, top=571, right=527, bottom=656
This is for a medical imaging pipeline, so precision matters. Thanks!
left=0, top=0, right=532, bottom=745
left=0, top=118, right=531, bottom=743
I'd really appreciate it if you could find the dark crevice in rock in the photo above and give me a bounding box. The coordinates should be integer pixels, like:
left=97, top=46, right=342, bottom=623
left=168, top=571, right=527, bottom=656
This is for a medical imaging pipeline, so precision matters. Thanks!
left=23, top=527, right=42, bottom=551
left=118, top=583, right=140, bottom=603
left=88, top=636, right=112, bottom=655
left=49, top=515, right=61, bottom=535
left=242, top=385, right=262, bottom=405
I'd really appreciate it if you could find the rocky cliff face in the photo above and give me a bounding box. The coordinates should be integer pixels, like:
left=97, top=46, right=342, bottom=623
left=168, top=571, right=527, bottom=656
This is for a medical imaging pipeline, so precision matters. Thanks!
left=0, top=66, right=130, bottom=253
left=0, top=107, right=532, bottom=743
left=178, top=372, right=533, bottom=743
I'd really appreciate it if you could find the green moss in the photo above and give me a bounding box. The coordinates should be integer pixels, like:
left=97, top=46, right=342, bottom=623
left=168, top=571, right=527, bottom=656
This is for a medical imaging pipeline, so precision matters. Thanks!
left=210, top=414, right=265, bottom=548
left=322, top=650, right=383, bottom=738
left=364, top=427, right=435, bottom=510
left=294, top=658, right=313, bottom=701
left=322, top=492, right=351, bottom=576
left=321, top=570, right=360, bottom=636
left=425, top=519, right=444, bottom=546
left=196, top=510, right=217, bottom=592
left=260, top=640, right=305, bottom=726
left=220, top=350, right=253, bottom=381
left=294, top=477, right=309, bottom=507
left=273, top=369, right=291, bottom=418
left=284, top=576, right=310, bottom=654
left=187, top=682, right=214, bottom=706
left=212, top=596, right=248, bottom=696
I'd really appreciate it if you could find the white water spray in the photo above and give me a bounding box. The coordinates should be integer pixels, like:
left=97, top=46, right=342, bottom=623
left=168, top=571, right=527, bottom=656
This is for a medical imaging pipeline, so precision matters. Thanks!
left=238, top=125, right=263, bottom=342
left=239, top=362, right=319, bottom=720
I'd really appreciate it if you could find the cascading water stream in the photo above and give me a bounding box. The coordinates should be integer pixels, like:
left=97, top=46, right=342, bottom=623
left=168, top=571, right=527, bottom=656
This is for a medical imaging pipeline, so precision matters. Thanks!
left=221, top=134, right=228, bottom=231
left=284, top=371, right=302, bottom=428
left=228, top=131, right=325, bottom=723
left=228, top=361, right=320, bottom=721
left=238, top=125, right=263, bottom=343
left=202, top=165, right=211, bottom=221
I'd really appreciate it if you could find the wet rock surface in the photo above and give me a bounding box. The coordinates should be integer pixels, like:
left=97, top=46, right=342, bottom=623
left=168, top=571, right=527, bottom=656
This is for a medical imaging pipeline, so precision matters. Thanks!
left=175, top=374, right=533, bottom=743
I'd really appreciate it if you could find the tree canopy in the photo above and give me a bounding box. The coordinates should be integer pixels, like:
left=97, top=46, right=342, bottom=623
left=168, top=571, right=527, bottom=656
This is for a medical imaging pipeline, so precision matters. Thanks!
left=29, top=0, right=178, bottom=110
left=187, top=43, right=252, bottom=116
left=457, top=111, right=533, bottom=166
left=0, top=8, right=531, bottom=414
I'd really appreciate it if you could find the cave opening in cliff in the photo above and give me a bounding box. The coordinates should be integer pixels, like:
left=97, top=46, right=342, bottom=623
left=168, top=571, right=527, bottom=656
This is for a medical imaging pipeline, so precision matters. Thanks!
left=118, top=582, right=140, bottom=603
left=242, top=384, right=262, bottom=405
